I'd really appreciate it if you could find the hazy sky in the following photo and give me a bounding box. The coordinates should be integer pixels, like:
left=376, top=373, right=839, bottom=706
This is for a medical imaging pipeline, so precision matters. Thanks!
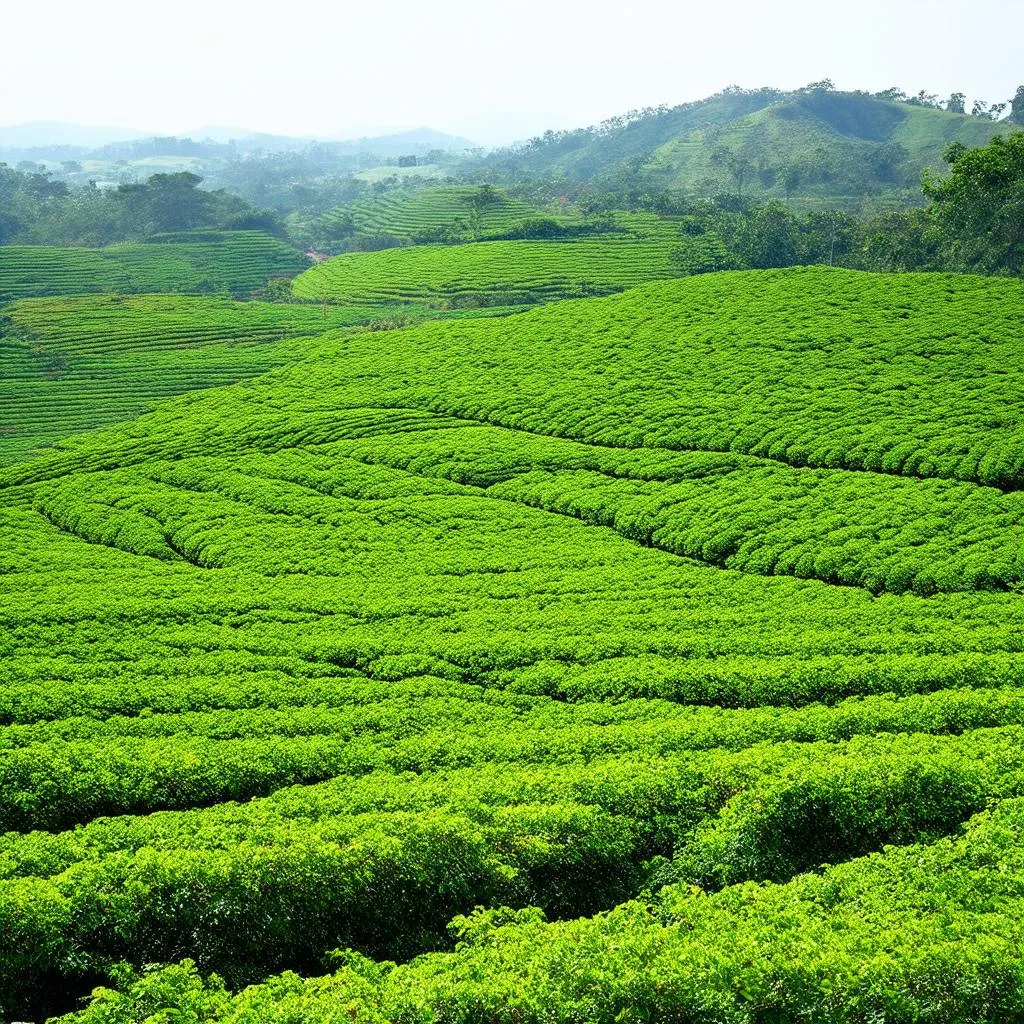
left=2, top=0, right=1021, bottom=144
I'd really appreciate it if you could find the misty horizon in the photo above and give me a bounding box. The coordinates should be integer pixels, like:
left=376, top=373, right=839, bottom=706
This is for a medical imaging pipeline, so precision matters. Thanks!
left=3, top=0, right=1022, bottom=148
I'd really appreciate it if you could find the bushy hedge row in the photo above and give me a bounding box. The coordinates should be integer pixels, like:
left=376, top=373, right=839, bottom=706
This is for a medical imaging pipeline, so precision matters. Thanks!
left=59, top=799, right=1024, bottom=1024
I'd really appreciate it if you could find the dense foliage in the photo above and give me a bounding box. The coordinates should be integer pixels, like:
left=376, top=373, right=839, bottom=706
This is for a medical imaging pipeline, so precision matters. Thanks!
left=923, top=132, right=1024, bottom=274
left=0, top=169, right=285, bottom=247
left=0, top=268, right=1021, bottom=1021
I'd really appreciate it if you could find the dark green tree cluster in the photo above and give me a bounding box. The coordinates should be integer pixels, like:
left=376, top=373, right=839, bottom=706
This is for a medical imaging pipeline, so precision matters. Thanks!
left=664, top=132, right=1024, bottom=277
left=922, top=133, right=1024, bottom=274
left=0, top=166, right=284, bottom=246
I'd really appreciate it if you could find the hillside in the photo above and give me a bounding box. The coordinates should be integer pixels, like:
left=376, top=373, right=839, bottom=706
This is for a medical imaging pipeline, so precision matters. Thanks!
left=0, top=295, right=352, bottom=464
left=484, top=87, right=1010, bottom=206
left=1, top=268, right=1023, bottom=1021
left=0, top=231, right=309, bottom=301
left=645, top=91, right=1009, bottom=205
left=485, top=87, right=786, bottom=180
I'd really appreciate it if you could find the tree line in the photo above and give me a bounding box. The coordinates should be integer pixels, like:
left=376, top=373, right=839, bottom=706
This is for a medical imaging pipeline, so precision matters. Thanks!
left=0, top=168, right=285, bottom=246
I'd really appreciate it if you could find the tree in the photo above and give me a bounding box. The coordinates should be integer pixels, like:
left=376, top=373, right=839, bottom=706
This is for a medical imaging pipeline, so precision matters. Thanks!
left=463, top=185, right=499, bottom=238
left=946, top=92, right=966, bottom=114
left=710, top=147, right=752, bottom=199
left=906, top=90, right=940, bottom=109
left=115, top=172, right=212, bottom=234
left=670, top=232, right=745, bottom=275
left=737, top=201, right=798, bottom=268
left=780, top=163, right=803, bottom=203
left=923, top=133, right=1024, bottom=274
left=971, top=100, right=990, bottom=118
left=801, top=210, right=857, bottom=265
left=859, top=209, right=944, bottom=272
left=868, top=142, right=909, bottom=184
left=1012, top=86, right=1024, bottom=125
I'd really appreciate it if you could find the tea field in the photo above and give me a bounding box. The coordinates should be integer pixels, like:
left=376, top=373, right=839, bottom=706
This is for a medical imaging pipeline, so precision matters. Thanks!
left=0, top=231, right=309, bottom=302
left=293, top=230, right=681, bottom=306
left=316, top=185, right=551, bottom=244
left=0, top=267, right=1022, bottom=1023
left=0, top=293, right=527, bottom=465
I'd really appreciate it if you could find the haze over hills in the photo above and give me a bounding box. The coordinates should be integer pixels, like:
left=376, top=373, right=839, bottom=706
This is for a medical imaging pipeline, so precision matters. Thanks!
left=0, top=121, right=154, bottom=149
left=0, top=122, right=477, bottom=158
left=330, top=127, right=478, bottom=152
left=4, top=86, right=1011, bottom=209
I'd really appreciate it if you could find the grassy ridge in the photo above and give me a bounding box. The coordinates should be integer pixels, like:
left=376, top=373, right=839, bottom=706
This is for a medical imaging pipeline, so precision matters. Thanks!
left=0, top=268, right=1021, bottom=1019
left=489, top=88, right=1009, bottom=205
left=646, top=94, right=1009, bottom=204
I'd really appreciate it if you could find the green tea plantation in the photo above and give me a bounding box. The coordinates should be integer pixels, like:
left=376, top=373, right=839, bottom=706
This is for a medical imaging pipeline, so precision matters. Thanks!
left=315, top=185, right=551, bottom=245
left=0, top=293, right=524, bottom=465
left=0, top=267, right=1022, bottom=1024
left=0, top=231, right=309, bottom=302
left=292, top=230, right=680, bottom=306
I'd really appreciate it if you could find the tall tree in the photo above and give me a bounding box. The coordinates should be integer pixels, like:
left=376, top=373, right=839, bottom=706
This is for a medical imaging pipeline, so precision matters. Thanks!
left=1012, top=86, right=1024, bottom=125
left=780, top=162, right=804, bottom=203
left=922, top=133, right=1024, bottom=275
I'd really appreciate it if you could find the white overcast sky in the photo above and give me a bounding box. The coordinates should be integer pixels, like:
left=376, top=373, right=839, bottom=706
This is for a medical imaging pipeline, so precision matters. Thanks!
left=1, top=0, right=1021, bottom=144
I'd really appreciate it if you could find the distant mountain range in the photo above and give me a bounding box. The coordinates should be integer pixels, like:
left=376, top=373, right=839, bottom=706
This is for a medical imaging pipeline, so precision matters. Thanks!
left=0, top=121, right=154, bottom=150
left=330, top=127, right=477, bottom=153
left=0, top=122, right=478, bottom=160
left=3, top=88, right=1016, bottom=210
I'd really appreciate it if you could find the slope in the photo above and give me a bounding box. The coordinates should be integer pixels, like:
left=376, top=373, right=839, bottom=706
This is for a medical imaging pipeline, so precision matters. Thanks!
left=0, top=293, right=528, bottom=465
left=486, top=87, right=786, bottom=181
left=485, top=87, right=1009, bottom=206
left=645, top=91, right=1009, bottom=205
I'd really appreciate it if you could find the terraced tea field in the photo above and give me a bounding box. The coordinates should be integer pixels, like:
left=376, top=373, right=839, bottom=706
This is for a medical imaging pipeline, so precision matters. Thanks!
left=1, top=267, right=1023, bottom=1023
left=0, top=293, right=526, bottom=465
left=0, top=295, right=345, bottom=464
left=317, top=185, right=550, bottom=243
left=293, top=229, right=681, bottom=306
left=0, top=231, right=309, bottom=301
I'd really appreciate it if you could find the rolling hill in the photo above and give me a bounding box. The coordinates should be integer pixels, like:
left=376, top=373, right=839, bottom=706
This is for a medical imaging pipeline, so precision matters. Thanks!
left=1, top=268, right=1022, bottom=1022
left=293, top=213, right=683, bottom=305
left=482, top=86, right=1011, bottom=206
